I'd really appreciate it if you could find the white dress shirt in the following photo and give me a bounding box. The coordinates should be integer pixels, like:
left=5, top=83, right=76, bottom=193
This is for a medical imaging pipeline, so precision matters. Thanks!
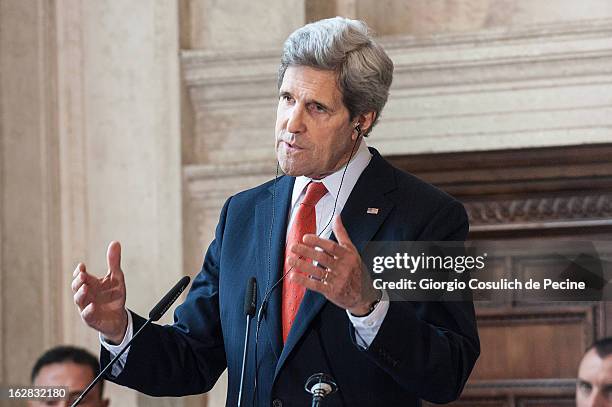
left=286, top=139, right=389, bottom=348
left=101, top=138, right=389, bottom=376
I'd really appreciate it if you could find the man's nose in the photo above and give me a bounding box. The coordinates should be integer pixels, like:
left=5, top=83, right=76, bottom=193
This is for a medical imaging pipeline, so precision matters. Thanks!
left=286, top=104, right=306, bottom=134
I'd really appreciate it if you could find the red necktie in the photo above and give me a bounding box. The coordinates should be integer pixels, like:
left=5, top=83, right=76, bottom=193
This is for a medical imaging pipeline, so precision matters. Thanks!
left=282, top=181, right=328, bottom=343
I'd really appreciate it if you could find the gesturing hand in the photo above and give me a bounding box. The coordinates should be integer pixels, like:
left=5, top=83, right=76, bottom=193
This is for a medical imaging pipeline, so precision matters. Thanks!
left=72, top=241, right=128, bottom=344
left=288, top=215, right=380, bottom=316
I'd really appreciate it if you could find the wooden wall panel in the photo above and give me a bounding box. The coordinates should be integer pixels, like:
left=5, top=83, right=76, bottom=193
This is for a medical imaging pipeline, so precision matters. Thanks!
left=391, top=143, right=611, bottom=406
left=472, top=309, right=593, bottom=380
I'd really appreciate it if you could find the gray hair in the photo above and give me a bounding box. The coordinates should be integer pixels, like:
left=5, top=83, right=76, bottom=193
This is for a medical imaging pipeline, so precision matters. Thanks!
left=278, top=17, right=394, bottom=136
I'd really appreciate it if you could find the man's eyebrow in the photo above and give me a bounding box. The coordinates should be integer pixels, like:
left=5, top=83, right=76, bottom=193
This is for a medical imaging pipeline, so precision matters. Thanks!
left=310, top=99, right=333, bottom=111
left=278, top=91, right=334, bottom=111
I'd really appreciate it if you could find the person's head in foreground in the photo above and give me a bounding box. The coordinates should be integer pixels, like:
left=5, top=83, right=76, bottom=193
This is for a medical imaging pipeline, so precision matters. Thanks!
left=275, top=16, right=393, bottom=179
left=577, top=337, right=612, bottom=407
left=29, top=345, right=109, bottom=407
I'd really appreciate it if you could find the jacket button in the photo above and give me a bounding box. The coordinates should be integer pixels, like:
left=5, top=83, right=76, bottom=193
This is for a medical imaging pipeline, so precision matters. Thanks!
left=272, top=398, right=282, bottom=407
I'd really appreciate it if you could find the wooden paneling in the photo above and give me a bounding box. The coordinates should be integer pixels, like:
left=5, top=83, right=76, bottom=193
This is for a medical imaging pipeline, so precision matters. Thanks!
left=473, top=308, right=594, bottom=380
left=391, top=144, right=611, bottom=407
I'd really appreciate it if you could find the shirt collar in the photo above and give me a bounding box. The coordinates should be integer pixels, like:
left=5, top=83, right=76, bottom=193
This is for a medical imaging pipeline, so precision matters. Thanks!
left=291, top=138, right=372, bottom=207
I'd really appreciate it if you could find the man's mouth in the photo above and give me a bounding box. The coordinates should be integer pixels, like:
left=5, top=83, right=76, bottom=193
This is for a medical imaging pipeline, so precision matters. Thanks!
left=281, top=141, right=303, bottom=152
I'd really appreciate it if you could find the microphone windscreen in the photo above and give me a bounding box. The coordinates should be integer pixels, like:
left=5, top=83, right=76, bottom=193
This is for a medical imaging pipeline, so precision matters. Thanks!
left=244, top=277, right=257, bottom=317
left=148, top=276, right=191, bottom=321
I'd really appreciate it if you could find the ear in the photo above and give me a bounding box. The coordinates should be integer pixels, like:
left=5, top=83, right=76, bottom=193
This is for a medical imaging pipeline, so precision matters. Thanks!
left=351, top=111, right=377, bottom=139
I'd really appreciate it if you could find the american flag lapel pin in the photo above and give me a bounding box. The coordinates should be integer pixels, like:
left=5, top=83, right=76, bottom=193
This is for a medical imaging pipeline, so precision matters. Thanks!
left=367, top=207, right=379, bottom=215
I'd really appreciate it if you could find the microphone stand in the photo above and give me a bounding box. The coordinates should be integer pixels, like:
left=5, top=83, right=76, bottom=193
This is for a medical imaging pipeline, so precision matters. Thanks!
left=305, top=373, right=338, bottom=407
left=71, top=318, right=151, bottom=406
left=71, top=276, right=191, bottom=407
left=238, top=277, right=257, bottom=407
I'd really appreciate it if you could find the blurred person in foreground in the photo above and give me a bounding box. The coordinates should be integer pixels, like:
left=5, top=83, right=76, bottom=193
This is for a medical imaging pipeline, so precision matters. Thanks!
left=29, top=345, right=109, bottom=407
left=577, top=337, right=612, bottom=407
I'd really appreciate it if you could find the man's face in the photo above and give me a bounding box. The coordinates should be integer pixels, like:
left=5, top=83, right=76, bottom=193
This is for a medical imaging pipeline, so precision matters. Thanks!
left=275, top=65, right=358, bottom=179
left=29, top=362, right=108, bottom=407
left=577, top=349, right=612, bottom=407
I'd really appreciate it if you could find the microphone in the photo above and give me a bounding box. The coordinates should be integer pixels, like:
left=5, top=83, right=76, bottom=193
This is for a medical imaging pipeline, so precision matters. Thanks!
left=149, top=276, right=191, bottom=321
left=305, top=373, right=338, bottom=407
left=243, top=277, right=257, bottom=316
left=238, top=277, right=257, bottom=407
left=71, top=276, right=191, bottom=407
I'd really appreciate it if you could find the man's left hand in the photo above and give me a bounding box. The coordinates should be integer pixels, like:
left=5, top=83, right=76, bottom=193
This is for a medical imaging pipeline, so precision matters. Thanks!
left=288, top=215, right=380, bottom=316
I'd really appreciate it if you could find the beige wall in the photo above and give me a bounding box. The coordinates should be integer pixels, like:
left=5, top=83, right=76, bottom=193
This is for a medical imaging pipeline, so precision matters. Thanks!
left=1, top=0, right=186, bottom=406
left=2, top=0, right=611, bottom=406
left=1, top=0, right=63, bottom=390
left=356, top=0, right=612, bottom=36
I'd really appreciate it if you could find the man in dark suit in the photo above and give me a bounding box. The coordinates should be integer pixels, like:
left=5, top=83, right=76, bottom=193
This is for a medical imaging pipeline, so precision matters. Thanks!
left=72, top=17, right=479, bottom=406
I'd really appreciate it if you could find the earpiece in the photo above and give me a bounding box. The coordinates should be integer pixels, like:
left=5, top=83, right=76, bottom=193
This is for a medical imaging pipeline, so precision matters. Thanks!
left=354, top=123, right=362, bottom=136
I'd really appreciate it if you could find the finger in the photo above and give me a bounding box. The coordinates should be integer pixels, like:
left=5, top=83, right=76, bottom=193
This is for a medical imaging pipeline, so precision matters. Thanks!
left=301, top=234, right=346, bottom=258
left=332, top=215, right=355, bottom=249
left=289, top=270, right=327, bottom=294
left=71, top=272, right=85, bottom=293
left=81, top=302, right=98, bottom=325
left=71, top=270, right=97, bottom=293
left=73, top=263, right=86, bottom=278
left=289, top=255, right=327, bottom=280
left=74, top=283, right=93, bottom=310
left=107, top=241, right=123, bottom=277
left=290, top=243, right=336, bottom=269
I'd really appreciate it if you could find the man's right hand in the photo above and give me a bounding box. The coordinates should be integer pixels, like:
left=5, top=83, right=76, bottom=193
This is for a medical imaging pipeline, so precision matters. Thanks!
left=72, top=241, right=128, bottom=344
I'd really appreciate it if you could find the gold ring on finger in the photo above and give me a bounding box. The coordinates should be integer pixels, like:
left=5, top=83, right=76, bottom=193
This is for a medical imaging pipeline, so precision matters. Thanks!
left=322, top=270, right=330, bottom=285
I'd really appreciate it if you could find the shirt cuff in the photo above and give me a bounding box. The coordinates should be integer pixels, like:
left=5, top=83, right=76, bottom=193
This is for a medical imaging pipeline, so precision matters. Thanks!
left=99, top=309, right=133, bottom=377
left=346, top=290, right=389, bottom=349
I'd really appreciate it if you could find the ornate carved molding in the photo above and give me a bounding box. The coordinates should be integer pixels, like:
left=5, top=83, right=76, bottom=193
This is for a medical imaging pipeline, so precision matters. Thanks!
left=388, top=144, right=612, bottom=233
left=466, top=193, right=612, bottom=230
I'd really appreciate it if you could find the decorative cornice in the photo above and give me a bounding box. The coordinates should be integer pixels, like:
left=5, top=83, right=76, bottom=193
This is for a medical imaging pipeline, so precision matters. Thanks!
left=181, top=18, right=612, bottom=101
left=466, top=193, right=612, bottom=231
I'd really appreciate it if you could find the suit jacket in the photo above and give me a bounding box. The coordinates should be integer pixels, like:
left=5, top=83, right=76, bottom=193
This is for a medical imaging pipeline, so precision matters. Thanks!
left=101, top=148, right=480, bottom=406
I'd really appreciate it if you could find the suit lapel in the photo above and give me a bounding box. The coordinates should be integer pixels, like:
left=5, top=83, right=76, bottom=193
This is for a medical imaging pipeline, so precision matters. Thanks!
left=274, top=149, right=397, bottom=380
left=255, top=175, right=294, bottom=360
left=337, top=150, right=396, bottom=254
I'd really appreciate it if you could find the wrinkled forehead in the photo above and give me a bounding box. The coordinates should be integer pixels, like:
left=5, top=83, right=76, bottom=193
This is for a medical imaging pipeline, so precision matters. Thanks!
left=281, top=66, right=343, bottom=102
